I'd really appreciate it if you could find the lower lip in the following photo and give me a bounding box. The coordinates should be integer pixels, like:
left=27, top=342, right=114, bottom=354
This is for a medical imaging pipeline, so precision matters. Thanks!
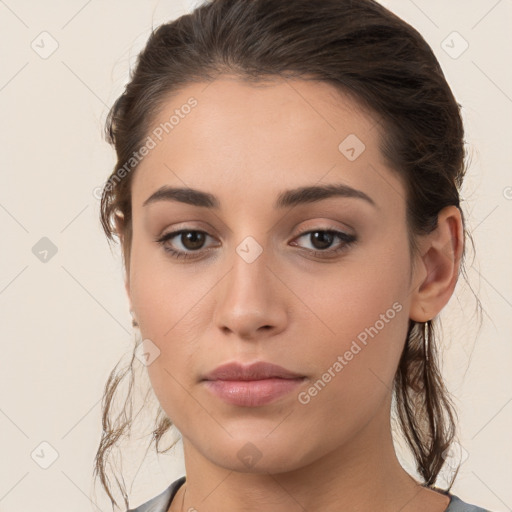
left=203, top=378, right=305, bottom=407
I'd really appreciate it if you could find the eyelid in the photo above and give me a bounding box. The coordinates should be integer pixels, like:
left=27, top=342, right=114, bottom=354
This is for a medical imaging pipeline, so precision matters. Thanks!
left=293, top=223, right=353, bottom=238
left=290, top=227, right=357, bottom=256
left=155, top=228, right=218, bottom=249
left=156, top=223, right=352, bottom=244
left=155, top=223, right=356, bottom=261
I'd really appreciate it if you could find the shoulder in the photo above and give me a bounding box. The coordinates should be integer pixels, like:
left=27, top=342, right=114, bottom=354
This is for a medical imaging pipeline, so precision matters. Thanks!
left=125, top=481, right=494, bottom=512
left=127, top=476, right=186, bottom=512
left=446, top=493, right=494, bottom=512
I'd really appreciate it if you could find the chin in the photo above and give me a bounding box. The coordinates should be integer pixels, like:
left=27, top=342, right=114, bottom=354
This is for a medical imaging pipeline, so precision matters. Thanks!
left=195, top=429, right=319, bottom=475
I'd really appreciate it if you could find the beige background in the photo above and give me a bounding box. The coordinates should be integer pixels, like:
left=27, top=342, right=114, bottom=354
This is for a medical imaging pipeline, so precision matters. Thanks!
left=0, top=0, right=511, bottom=510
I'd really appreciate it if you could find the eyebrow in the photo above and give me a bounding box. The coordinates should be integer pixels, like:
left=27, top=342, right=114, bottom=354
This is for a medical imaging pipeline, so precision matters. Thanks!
left=142, top=183, right=377, bottom=209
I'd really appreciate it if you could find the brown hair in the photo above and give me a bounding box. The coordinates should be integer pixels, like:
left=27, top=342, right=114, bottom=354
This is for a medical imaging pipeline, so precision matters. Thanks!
left=94, top=0, right=480, bottom=508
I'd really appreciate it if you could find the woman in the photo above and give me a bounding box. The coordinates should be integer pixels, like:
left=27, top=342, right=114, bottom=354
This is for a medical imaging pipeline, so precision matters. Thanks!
left=94, top=0, right=492, bottom=510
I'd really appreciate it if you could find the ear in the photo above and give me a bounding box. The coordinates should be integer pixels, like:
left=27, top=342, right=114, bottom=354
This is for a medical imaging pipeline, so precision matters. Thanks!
left=114, top=211, right=125, bottom=245
left=125, top=277, right=132, bottom=310
left=115, top=211, right=133, bottom=312
left=409, top=205, right=464, bottom=322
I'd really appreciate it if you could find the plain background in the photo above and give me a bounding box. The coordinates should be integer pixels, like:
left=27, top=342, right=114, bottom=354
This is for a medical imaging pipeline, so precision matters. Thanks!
left=0, top=0, right=511, bottom=510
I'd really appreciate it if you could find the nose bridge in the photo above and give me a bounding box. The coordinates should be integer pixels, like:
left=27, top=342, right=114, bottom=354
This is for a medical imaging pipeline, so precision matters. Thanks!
left=226, top=234, right=272, bottom=309
left=213, top=231, right=285, bottom=337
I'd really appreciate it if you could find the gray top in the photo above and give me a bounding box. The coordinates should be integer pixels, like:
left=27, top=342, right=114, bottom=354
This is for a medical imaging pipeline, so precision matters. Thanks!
left=127, top=476, right=493, bottom=512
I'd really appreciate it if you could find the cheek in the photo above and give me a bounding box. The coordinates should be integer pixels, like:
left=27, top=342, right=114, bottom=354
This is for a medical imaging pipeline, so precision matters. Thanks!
left=144, top=357, right=193, bottom=429
left=128, top=233, right=202, bottom=336
left=291, top=240, right=411, bottom=409
left=128, top=238, right=224, bottom=425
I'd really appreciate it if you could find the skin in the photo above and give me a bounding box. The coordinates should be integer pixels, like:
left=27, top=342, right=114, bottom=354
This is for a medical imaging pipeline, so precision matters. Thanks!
left=122, top=76, right=463, bottom=512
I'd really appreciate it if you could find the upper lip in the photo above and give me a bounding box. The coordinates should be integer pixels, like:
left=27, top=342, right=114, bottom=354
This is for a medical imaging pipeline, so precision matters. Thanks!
left=202, top=361, right=305, bottom=381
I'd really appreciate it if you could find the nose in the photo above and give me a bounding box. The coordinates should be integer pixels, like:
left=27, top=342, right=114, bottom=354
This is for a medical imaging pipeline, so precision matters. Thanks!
left=213, top=243, right=287, bottom=341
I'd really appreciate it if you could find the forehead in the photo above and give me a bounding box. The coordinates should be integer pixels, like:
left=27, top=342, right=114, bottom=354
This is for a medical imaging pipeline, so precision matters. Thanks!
left=131, top=76, right=405, bottom=214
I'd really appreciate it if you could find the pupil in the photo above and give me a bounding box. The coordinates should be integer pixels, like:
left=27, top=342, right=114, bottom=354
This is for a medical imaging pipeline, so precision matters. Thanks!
left=183, top=231, right=204, bottom=250
left=312, top=231, right=333, bottom=250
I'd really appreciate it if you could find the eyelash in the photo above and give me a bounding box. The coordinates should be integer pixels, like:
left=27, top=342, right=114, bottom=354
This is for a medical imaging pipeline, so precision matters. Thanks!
left=155, top=227, right=357, bottom=261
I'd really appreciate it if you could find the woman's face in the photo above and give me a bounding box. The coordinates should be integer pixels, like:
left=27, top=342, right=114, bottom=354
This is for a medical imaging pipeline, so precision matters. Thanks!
left=126, top=77, right=421, bottom=473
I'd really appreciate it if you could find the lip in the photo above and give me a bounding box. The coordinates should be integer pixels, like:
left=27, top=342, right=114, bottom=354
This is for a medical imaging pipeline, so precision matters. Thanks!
left=202, top=361, right=305, bottom=381
left=203, top=378, right=305, bottom=407
left=201, top=361, right=306, bottom=407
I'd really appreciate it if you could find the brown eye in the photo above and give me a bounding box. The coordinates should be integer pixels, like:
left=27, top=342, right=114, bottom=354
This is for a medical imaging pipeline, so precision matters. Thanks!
left=156, top=229, right=215, bottom=260
left=308, top=231, right=336, bottom=250
left=291, top=229, right=357, bottom=258
left=179, top=231, right=207, bottom=250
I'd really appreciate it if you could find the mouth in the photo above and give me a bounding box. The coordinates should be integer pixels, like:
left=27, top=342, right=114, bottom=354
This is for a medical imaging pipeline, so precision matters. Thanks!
left=202, top=377, right=306, bottom=407
left=202, top=360, right=305, bottom=381
left=201, top=360, right=306, bottom=407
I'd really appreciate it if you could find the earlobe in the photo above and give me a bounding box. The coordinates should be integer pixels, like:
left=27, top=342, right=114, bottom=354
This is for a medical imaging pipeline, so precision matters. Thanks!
left=125, top=277, right=139, bottom=327
left=409, top=205, right=464, bottom=323
left=124, top=278, right=131, bottom=308
left=116, top=211, right=135, bottom=318
left=114, top=211, right=125, bottom=240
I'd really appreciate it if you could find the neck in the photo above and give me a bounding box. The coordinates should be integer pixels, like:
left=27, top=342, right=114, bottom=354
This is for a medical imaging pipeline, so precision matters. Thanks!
left=173, top=398, right=449, bottom=512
